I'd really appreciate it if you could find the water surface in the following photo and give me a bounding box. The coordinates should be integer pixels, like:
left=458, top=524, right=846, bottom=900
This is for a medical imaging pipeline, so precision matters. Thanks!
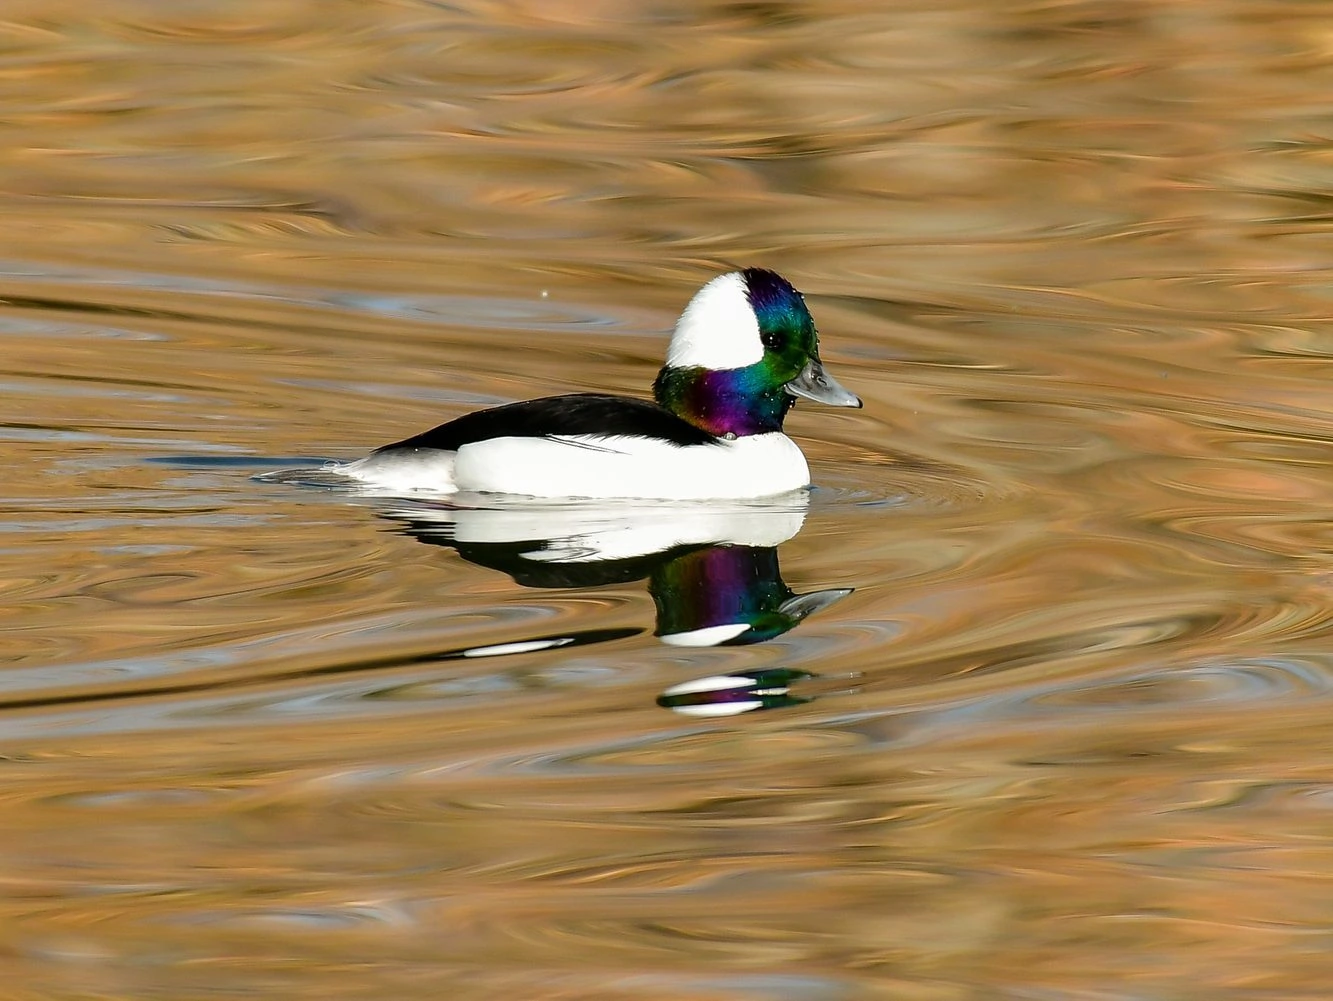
left=6, top=2, right=1333, bottom=998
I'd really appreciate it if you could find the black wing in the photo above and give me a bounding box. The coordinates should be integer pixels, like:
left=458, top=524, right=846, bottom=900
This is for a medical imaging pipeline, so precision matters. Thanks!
left=373, top=393, right=717, bottom=452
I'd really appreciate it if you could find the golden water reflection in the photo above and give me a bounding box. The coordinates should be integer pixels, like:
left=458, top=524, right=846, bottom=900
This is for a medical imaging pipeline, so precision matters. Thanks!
left=4, top=0, right=1333, bottom=998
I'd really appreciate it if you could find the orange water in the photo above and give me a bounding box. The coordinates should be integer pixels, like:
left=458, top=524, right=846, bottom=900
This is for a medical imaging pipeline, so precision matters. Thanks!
left=6, top=2, right=1333, bottom=997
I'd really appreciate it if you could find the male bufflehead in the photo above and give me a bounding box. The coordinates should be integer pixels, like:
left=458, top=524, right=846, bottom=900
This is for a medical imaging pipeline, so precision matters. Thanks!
left=339, top=268, right=861, bottom=499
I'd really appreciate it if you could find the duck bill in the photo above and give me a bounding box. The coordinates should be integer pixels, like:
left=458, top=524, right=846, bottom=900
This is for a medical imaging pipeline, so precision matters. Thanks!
left=785, top=358, right=862, bottom=408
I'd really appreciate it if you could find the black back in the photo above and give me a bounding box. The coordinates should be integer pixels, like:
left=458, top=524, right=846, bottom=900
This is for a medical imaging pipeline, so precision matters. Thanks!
left=374, top=393, right=717, bottom=453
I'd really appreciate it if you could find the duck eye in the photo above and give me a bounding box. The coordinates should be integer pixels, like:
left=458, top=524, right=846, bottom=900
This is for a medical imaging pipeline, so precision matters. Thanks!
left=761, top=330, right=784, bottom=351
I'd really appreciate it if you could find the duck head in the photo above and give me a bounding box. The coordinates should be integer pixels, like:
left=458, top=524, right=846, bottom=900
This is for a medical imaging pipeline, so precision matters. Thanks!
left=653, top=268, right=862, bottom=437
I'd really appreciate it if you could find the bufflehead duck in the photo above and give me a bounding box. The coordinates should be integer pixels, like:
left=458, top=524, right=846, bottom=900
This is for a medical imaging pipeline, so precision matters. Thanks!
left=339, top=268, right=861, bottom=498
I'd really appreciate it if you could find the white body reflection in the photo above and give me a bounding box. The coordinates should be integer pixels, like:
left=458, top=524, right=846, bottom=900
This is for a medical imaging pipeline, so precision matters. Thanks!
left=382, top=493, right=849, bottom=649
left=386, top=493, right=808, bottom=564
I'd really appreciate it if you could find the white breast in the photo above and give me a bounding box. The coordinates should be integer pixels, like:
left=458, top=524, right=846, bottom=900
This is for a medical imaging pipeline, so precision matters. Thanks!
left=340, top=432, right=811, bottom=499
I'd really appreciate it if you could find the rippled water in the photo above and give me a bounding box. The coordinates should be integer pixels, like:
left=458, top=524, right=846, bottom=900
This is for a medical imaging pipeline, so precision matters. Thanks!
left=8, top=2, right=1333, bottom=997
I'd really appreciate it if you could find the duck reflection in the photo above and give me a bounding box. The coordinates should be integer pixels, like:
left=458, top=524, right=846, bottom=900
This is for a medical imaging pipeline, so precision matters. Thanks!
left=650, top=544, right=848, bottom=647
left=383, top=497, right=850, bottom=713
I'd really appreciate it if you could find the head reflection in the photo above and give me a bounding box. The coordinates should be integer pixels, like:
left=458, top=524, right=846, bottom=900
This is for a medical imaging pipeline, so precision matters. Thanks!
left=652, top=544, right=849, bottom=647
left=385, top=497, right=850, bottom=713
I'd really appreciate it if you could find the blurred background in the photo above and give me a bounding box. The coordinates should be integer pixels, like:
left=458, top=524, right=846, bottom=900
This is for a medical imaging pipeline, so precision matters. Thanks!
left=5, top=1, right=1333, bottom=998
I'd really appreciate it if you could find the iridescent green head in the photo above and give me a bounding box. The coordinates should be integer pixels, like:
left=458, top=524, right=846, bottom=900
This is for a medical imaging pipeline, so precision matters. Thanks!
left=652, top=268, right=861, bottom=437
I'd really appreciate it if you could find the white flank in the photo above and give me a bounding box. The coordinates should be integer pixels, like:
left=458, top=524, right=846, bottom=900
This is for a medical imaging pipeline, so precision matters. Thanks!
left=334, top=431, right=809, bottom=500
left=451, top=432, right=809, bottom=499
left=387, top=497, right=808, bottom=563
left=665, top=271, right=763, bottom=370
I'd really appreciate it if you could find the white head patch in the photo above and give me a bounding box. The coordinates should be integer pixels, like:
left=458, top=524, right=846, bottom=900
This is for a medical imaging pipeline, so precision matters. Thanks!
left=665, top=271, right=763, bottom=370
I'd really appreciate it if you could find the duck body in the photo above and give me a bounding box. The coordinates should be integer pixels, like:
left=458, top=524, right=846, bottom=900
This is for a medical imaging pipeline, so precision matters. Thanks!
left=338, top=268, right=860, bottom=500
left=344, top=393, right=812, bottom=499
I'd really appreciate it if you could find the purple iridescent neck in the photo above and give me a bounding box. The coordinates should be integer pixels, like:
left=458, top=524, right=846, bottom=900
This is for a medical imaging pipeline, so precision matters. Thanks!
left=652, top=362, right=793, bottom=437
